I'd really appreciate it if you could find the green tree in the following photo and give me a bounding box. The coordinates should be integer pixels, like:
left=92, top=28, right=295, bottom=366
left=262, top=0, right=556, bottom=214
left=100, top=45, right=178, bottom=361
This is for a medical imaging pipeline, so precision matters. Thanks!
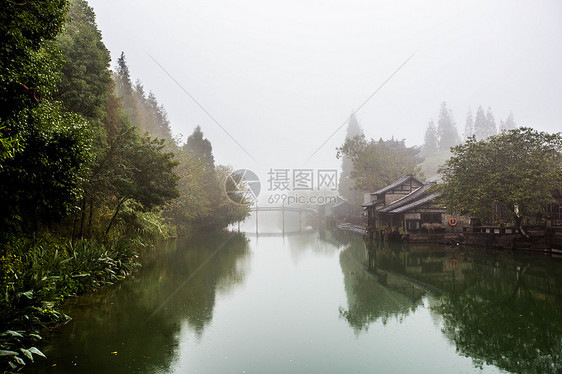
left=114, top=57, right=172, bottom=139
left=499, top=112, right=516, bottom=132
left=51, top=0, right=115, bottom=237
left=75, top=90, right=125, bottom=238
left=145, top=91, right=172, bottom=139
left=213, top=165, right=252, bottom=227
left=0, top=0, right=68, bottom=164
left=0, top=0, right=67, bottom=122
left=438, top=127, right=562, bottom=236
left=105, top=128, right=179, bottom=236
left=115, top=51, right=133, bottom=98
left=163, top=149, right=211, bottom=234
left=167, top=126, right=250, bottom=232
left=437, top=102, right=459, bottom=151
left=421, top=119, right=438, bottom=156
left=55, top=0, right=111, bottom=123
left=485, top=107, right=496, bottom=137
left=183, top=125, right=215, bottom=170
left=114, top=52, right=140, bottom=133
left=131, top=81, right=172, bottom=138
left=0, top=103, right=92, bottom=232
left=473, top=105, right=495, bottom=140
left=463, top=108, right=474, bottom=140
left=337, top=136, right=422, bottom=193
left=0, top=0, right=96, bottom=234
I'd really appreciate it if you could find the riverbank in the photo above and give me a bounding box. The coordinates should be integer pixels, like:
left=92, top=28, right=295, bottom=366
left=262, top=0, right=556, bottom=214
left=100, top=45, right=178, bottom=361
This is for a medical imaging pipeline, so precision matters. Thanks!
left=0, top=236, right=143, bottom=372
left=337, top=222, right=562, bottom=252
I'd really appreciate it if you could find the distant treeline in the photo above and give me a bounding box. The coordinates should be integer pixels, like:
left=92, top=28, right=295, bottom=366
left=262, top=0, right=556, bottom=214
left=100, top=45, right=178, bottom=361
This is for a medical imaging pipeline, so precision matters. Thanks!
left=0, top=0, right=249, bottom=241
left=337, top=103, right=520, bottom=206
left=422, top=102, right=517, bottom=156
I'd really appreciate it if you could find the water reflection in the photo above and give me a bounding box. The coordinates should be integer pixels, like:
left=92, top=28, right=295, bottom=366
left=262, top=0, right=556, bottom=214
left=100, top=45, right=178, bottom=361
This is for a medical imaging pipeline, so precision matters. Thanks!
left=363, top=239, right=562, bottom=373
left=26, top=228, right=562, bottom=373
left=435, top=253, right=562, bottom=373
left=338, top=238, right=423, bottom=333
left=30, top=232, right=250, bottom=374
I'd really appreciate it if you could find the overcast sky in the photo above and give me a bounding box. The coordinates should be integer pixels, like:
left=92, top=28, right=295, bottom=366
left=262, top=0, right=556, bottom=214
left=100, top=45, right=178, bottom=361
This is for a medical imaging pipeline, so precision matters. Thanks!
left=88, top=0, right=561, bottom=177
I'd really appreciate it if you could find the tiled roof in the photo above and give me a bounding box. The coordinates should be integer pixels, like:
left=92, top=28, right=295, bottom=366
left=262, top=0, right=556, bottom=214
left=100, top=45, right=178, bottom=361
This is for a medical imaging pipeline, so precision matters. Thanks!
left=372, top=174, right=422, bottom=195
left=389, top=192, right=441, bottom=213
left=378, top=183, right=435, bottom=213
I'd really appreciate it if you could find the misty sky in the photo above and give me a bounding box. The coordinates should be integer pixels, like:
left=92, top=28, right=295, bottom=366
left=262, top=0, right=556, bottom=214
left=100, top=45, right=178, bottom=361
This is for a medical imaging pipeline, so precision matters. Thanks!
left=88, top=0, right=561, bottom=176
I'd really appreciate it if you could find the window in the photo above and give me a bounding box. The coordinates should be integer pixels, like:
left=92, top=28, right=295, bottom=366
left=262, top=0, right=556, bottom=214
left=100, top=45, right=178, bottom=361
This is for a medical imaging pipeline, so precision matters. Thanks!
left=407, top=220, right=420, bottom=230
left=549, top=204, right=562, bottom=226
left=421, top=213, right=442, bottom=223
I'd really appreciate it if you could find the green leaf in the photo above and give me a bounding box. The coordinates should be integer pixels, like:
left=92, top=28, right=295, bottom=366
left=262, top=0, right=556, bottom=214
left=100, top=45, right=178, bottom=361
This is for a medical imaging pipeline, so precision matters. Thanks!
left=0, top=350, right=19, bottom=356
left=28, top=346, right=46, bottom=359
left=2, top=330, right=23, bottom=338
left=20, top=348, right=34, bottom=362
left=22, top=290, right=33, bottom=299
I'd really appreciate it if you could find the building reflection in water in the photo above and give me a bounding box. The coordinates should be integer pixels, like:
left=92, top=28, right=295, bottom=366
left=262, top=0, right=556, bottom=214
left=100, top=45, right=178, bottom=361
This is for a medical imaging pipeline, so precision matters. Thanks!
left=337, top=232, right=562, bottom=372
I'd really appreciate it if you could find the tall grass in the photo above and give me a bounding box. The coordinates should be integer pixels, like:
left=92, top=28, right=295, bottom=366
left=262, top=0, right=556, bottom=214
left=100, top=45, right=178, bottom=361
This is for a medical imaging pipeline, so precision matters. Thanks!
left=0, top=237, right=142, bottom=371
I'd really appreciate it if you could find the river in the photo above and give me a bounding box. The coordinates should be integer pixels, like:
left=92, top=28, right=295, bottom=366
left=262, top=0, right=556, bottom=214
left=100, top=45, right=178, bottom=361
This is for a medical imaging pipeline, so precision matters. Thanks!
left=28, top=225, right=562, bottom=373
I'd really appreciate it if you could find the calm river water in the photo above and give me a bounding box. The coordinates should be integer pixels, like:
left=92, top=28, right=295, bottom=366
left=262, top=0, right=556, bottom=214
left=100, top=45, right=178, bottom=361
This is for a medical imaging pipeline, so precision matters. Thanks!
left=29, top=226, right=562, bottom=373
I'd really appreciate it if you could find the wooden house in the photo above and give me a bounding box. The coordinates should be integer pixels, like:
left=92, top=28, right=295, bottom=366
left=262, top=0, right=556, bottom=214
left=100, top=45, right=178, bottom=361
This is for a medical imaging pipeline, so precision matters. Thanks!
left=363, top=175, right=463, bottom=234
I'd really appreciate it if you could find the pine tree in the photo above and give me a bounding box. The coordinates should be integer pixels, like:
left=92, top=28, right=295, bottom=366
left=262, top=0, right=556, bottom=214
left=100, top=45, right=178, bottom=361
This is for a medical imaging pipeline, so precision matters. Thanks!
left=116, top=52, right=132, bottom=97
left=338, top=113, right=364, bottom=207
left=485, top=107, right=496, bottom=137
left=500, top=112, right=516, bottom=131
left=184, top=126, right=215, bottom=170
left=114, top=56, right=171, bottom=140
left=422, top=119, right=438, bottom=155
left=437, top=102, right=459, bottom=151
left=473, top=106, right=487, bottom=140
left=56, top=0, right=111, bottom=122
left=341, top=114, right=363, bottom=176
left=464, top=108, right=474, bottom=140
left=146, top=91, right=172, bottom=139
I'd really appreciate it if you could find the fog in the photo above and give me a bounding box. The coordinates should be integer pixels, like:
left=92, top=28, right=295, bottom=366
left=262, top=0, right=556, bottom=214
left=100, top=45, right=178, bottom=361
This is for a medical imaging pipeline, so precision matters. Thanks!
left=88, top=0, right=561, bottom=176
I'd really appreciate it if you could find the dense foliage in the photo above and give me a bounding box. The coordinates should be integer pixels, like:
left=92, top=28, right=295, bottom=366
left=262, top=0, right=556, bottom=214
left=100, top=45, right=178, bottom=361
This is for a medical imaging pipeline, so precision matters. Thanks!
left=438, top=127, right=562, bottom=235
left=0, top=0, right=250, bottom=370
left=337, top=135, right=422, bottom=192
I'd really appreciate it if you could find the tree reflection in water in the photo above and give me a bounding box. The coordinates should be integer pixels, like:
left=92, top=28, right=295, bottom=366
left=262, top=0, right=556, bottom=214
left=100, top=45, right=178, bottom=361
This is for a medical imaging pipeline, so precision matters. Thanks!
left=435, top=259, right=562, bottom=373
left=337, top=235, right=423, bottom=333
left=30, top=232, right=250, bottom=374
left=337, top=234, right=562, bottom=372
